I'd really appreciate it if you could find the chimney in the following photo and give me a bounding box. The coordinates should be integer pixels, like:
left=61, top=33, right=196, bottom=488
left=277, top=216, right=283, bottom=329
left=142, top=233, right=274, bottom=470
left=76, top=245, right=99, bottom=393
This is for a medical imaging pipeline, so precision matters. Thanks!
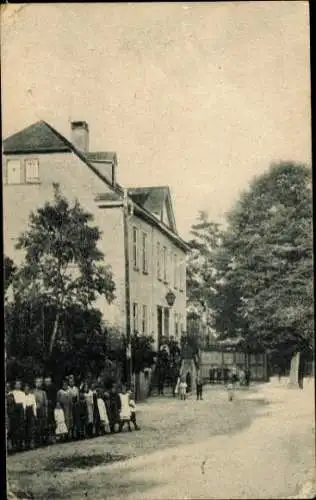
left=71, top=121, right=89, bottom=152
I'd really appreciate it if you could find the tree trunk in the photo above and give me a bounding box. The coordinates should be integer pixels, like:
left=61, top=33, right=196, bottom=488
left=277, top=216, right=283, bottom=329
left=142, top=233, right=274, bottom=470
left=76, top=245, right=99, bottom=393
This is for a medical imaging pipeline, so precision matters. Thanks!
left=288, top=352, right=300, bottom=388
left=49, top=310, right=60, bottom=356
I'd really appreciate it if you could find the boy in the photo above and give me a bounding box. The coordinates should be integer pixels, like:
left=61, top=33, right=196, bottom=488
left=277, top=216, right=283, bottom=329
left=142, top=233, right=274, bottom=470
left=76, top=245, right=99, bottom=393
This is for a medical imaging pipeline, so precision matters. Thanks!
left=196, top=374, right=203, bottom=401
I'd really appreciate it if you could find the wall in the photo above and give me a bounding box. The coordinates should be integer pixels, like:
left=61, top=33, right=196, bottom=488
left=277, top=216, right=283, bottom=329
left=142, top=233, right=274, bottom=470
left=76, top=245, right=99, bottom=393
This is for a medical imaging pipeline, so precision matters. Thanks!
left=3, top=151, right=125, bottom=329
left=127, top=213, right=187, bottom=349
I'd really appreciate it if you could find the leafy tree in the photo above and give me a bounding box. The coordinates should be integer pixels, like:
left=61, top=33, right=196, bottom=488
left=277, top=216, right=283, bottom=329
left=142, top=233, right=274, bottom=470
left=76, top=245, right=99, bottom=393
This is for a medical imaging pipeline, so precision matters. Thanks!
left=212, top=162, right=313, bottom=383
left=13, top=184, right=116, bottom=357
left=186, top=211, right=222, bottom=343
left=4, top=255, right=16, bottom=294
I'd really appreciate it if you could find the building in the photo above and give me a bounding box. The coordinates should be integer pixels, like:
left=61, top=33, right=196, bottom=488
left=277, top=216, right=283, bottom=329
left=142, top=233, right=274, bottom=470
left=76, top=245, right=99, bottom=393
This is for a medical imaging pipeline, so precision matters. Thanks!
left=3, top=120, right=189, bottom=349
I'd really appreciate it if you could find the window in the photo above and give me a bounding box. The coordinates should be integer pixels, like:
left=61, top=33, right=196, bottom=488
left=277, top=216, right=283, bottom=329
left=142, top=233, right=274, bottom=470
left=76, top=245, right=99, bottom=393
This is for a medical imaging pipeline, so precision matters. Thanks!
left=141, top=305, right=148, bottom=335
left=142, top=232, right=148, bottom=274
left=6, top=159, right=22, bottom=184
left=132, top=303, right=139, bottom=333
left=25, top=158, right=39, bottom=183
left=174, top=254, right=178, bottom=288
left=132, top=227, right=139, bottom=270
left=157, top=242, right=162, bottom=280
left=174, top=312, right=179, bottom=337
left=163, top=246, right=167, bottom=282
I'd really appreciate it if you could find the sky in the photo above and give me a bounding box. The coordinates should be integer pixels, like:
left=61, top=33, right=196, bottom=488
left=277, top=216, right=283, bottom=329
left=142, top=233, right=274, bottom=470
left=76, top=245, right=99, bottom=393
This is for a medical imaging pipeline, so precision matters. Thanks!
left=1, top=2, right=311, bottom=239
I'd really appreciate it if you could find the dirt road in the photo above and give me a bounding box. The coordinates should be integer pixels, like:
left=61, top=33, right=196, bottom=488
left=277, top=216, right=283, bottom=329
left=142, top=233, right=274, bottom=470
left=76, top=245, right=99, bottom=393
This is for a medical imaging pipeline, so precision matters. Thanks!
left=7, top=381, right=315, bottom=499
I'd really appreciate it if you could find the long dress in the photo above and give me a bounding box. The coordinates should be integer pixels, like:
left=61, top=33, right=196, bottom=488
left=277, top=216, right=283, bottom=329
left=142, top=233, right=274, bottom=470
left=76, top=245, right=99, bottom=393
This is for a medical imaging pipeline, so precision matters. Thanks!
left=119, top=393, right=131, bottom=421
left=34, top=388, right=48, bottom=442
left=45, top=383, right=57, bottom=437
left=54, top=408, right=68, bottom=436
left=57, top=389, right=73, bottom=431
left=84, top=390, right=94, bottom=436
left=108, top=393, right=121, bottom=431
left=11, top=390, right=26, bottom=448
left=97, top=398, right=109, bottom=426
left=68, top=385, right=79, bottom=436
left=24, top=393, right=37, bottom=445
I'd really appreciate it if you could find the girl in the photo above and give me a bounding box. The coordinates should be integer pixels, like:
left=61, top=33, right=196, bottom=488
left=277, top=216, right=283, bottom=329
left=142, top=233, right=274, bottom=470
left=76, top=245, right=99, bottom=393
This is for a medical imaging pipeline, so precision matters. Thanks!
left=54, top=402, right=68, bottom=441
left=118, top=385, right=132, bottom=432
left=96, top=388, right=110, bottom=434
left=57, top=379, right=73, bottom=440
left=67, top=374, right=79, bottom=440
left=179, top=378, right=187, bottom=401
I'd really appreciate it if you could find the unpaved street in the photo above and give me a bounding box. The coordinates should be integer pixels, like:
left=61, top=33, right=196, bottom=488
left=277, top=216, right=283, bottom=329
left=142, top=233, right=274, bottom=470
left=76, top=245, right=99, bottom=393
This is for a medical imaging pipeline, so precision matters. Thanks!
left=7, top=381, right=315, bottom=499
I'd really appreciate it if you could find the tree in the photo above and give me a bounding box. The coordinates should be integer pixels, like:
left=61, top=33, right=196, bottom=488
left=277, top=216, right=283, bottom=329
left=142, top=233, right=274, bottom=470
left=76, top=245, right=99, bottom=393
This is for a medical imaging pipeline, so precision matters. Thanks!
left=4, top=255, right=16, bottom=295
left=13, top=184, right=116, bottom=357
left=186, top=211, right=222, bottom=345
left=212, top=162, right=313, bottom=386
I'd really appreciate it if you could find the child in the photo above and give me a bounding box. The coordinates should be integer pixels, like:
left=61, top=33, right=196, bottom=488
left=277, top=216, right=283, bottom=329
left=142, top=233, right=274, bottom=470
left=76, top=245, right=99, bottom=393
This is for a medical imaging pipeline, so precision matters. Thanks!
left=128, top=390, right=140, bottom=431
left=96, top=388, right=110, bottom=435
left=227, top=374, right=235, bottom=402
left=118, top=385, right=132, bottom=432
left=54, top=402, right=68, bottom=441
left=179, top=378, right=187, bottom=401
left=196, top=375, right=204, bottom=401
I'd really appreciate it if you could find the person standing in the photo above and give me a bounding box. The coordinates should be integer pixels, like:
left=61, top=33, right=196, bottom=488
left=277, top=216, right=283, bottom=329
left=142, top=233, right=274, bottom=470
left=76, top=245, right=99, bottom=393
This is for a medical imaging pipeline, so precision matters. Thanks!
left=24, top=383, right=37, bottom=449
left=67, top=374, right=79, bottom=440
left=82, top=382, right=94, bottom=438
left=196, top=374, right=204, bottom=401
left=43, top=376, right=57, bottom=444
left=57, top=379, right=73, bottom=440
left=54, top=402, right=68, bottom=441
left=34, top=377, right=48, bottom=446
left=6, top=382, right=15, bottom=452
left=128, top=388, right=140, bottom=431
left=179, top=378, right=187, bottom=401
left=96, top=387, right=110, bottom=434
left=108, top=384, right=121, bottom=434
left=118, top=385, right=132, bottom=432
left=11, top=379, right=26, bottom=451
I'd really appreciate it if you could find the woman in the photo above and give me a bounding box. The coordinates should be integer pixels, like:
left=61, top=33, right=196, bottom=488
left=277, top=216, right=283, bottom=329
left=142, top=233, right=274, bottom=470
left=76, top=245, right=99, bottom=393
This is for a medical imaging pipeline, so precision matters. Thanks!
left=57, top=379, right=73, bottom=440
left=83, top=382, right=94, bottom=438
left=67, top=374, right=79, bottom=440
left=108, top=384, right=121, bottom=434
left=43, top=376, right=57, bottom=444
left=34, top=377, right=48, bottom=446
left=11, top=379, right=26, bottom=451
left=24, top=383, right=37, bottom=449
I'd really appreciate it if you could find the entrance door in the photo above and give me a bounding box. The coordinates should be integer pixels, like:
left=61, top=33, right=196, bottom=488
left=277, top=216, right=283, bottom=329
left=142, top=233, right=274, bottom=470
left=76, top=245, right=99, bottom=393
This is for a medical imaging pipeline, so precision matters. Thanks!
left=157, top=306, right=163, bottom=347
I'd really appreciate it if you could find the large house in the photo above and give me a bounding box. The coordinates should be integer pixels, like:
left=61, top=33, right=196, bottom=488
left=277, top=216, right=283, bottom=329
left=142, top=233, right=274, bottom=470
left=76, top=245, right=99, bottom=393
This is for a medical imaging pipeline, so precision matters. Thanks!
left=3, top=120, right=189, bottom=349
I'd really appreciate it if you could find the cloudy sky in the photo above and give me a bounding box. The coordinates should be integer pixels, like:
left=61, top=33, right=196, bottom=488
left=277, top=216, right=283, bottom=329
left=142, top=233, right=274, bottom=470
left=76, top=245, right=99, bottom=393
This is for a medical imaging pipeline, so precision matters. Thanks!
left=2, top=2, right=311, bottom=238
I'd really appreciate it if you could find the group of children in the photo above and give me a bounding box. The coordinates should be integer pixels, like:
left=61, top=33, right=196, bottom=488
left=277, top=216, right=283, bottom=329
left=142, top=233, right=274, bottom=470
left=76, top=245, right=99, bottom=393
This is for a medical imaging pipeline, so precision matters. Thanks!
left=6, top=375, right=140, bottom=453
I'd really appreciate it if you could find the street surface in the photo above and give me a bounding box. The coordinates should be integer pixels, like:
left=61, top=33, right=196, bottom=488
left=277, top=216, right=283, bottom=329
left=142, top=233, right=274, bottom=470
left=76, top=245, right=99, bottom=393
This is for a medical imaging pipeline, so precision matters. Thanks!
left=7, top=380, right=315, bottom=499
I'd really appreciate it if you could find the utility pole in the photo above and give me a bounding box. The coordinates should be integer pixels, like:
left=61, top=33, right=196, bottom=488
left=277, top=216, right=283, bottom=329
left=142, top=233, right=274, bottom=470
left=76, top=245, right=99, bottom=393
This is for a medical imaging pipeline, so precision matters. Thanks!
left=123, top=188, right=133, bottom=387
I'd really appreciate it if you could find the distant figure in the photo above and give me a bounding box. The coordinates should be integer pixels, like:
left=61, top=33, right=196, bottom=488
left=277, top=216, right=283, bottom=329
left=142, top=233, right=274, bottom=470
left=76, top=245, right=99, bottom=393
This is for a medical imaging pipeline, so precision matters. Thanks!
left=179, top=378, right=188, bottom=400
left=245, top=369, right=251, bottom=387
left=128, top=389, right=140, bottom=431
left=196, top=375, right=203, bottom=400
left=239, top=369, right=245, bottom=386
left=227, top=382, right=234, bottom=402
left=209, top=368, right=214, bottom=384
left=24, top=383, right=37, bottom=449
left=57, top=379, right=73, bottom=440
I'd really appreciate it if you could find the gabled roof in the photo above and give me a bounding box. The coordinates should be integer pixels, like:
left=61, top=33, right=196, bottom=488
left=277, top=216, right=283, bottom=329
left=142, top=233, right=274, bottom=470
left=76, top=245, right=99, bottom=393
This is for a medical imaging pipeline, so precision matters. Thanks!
left=128, top=186, right=177, bottom=232
left=3, top=121, right=188, bottom=251
left=3, top=121, right=72, bottom=154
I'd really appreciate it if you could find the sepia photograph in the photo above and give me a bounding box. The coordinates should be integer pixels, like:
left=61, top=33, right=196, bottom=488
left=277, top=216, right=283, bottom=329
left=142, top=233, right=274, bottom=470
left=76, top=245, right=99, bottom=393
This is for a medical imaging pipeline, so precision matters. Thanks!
left=2, top=2, right=314, bottom=499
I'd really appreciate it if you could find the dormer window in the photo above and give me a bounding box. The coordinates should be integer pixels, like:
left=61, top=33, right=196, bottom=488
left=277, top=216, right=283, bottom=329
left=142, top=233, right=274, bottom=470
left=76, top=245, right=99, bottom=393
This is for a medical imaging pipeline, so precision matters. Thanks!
left=25, top=158, right=39, bottom=183
left=6, top=159, right=22, bottom=184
